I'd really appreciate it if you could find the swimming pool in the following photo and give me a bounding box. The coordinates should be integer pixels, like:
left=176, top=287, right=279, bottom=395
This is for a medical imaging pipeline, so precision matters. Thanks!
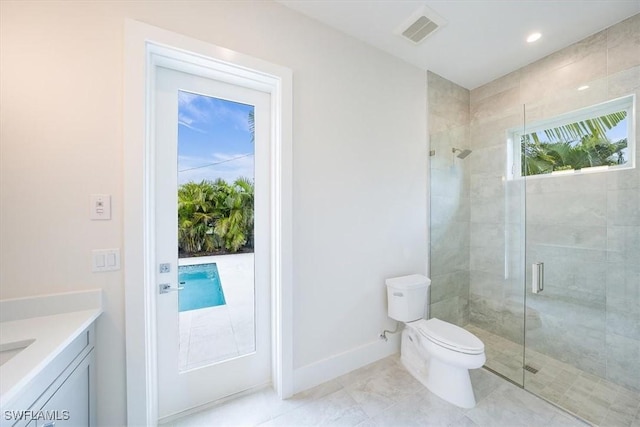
left=178, top=263, right=226, bottom=312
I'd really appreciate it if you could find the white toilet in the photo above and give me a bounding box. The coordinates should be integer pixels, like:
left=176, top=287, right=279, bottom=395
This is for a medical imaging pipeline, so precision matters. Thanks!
left=386, top=274, right=485, bottom=408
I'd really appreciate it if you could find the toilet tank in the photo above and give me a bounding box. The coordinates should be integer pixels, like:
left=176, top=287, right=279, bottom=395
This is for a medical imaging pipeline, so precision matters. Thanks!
left=386, top=274, right=430, bottom=322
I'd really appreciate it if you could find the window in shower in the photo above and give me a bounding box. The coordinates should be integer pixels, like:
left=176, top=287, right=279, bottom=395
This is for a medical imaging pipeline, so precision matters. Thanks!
left=509, top=94, right=635, bottom=179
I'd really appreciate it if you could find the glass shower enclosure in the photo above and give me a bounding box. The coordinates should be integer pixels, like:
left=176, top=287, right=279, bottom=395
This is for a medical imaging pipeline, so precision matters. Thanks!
left=428, top=54, right=639, bottom=425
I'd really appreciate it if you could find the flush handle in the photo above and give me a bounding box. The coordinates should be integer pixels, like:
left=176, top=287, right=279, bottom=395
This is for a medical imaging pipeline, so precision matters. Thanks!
left=532, top=262, right=544, bottom=294
left=393, top=292, right=404, bottom=297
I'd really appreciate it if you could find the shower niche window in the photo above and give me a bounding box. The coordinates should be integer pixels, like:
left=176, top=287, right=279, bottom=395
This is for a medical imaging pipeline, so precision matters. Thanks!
left=509, top=94, right=635, bottom=179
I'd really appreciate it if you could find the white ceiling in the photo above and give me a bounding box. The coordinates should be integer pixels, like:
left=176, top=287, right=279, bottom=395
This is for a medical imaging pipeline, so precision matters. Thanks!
left=277, top=0, right=640, bottom=89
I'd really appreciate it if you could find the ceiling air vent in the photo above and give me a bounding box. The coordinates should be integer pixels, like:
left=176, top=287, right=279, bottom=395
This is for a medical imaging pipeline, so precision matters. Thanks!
left=402, top=16, right=439, bottom=43
left=397, top=6, right=447, bottom=45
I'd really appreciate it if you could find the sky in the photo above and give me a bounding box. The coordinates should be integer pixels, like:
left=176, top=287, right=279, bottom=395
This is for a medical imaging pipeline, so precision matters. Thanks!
left=177, top=90, right=254, bottom=185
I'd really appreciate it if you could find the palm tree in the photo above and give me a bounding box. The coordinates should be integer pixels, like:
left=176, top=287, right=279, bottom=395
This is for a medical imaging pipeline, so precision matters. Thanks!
left=213, top=177, right=254, bottom=252
left=248, top=110, right=255, bottom=143
left=233, top=177, right=255, bottom=249
left=528, top=111, right=627, bottom=144
left=178, top=177, right=255, bottom=255
left=522, top=111, right=628, bottom=176
left=178, top=181, right=216, bottom=254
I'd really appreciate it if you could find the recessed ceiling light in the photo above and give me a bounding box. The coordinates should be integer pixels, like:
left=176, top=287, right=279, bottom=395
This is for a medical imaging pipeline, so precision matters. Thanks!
left=527, top=32, right=542, bottom=43
left=578, top=85, right=590, bottom=91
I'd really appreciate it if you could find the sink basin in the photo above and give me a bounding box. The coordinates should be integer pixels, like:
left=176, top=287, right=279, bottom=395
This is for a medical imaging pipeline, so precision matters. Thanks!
left=0, top=339, right=35, bottom=366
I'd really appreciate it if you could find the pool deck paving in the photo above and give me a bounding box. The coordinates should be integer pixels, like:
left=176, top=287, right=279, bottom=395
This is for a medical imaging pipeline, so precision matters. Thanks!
left=178, top=253, right=255, bottom=371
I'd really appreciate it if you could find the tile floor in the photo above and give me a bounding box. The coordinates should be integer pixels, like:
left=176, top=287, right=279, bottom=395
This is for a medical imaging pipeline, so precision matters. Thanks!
left=468, top=324, right=640, bottom=427
left=179, top=254, right=255, bottom=371
left=166, top=355, right=601, bottom=427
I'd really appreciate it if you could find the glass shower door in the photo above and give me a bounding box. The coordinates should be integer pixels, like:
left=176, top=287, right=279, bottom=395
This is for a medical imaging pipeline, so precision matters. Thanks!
left=521, top=90, right=639, bottom=425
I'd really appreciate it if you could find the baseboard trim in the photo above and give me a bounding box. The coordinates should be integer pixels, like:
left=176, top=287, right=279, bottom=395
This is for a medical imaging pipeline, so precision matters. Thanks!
left=293, top=334, right=400, bottom=395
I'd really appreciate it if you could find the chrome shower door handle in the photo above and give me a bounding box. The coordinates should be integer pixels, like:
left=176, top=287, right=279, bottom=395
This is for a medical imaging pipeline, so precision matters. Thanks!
left=532, top=262, right=544, bottom=294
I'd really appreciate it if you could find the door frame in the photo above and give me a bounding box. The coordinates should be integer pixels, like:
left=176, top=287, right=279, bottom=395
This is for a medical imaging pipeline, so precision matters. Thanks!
left=123, top=20, right=293, bottom=426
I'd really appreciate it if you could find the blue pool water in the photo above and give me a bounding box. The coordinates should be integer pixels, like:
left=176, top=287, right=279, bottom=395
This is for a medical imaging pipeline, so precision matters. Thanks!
left=178, top=263, right=226, bottom=312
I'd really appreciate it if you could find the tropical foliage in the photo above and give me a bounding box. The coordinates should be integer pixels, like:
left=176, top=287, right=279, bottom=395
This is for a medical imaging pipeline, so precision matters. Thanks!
left=521, top=111, right=628, bottom=176
left=178, top=178, right=254, bottom=255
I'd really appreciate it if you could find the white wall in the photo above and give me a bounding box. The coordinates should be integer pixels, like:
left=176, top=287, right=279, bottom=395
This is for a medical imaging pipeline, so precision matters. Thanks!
left=0, top=1, right=428, bottom=424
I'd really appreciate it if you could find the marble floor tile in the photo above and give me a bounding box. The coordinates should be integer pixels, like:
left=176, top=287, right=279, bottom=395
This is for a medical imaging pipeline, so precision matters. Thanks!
left=342, top=359, right=424, bottom=418
left=262, top=389, right=369, bottom=426
left=170, top=355, right=589, bottom=427
left=464, top=382, right=563, bottom=427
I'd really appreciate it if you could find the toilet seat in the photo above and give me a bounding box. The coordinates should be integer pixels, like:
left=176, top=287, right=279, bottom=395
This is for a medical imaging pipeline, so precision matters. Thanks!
left=408, top=318, right=484, bottom=355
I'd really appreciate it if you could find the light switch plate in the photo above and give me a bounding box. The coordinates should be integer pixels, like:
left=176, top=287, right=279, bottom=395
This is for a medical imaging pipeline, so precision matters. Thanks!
left=90, top=194, right=111, bottom=220
left=92, top=249, right=120, bottom=272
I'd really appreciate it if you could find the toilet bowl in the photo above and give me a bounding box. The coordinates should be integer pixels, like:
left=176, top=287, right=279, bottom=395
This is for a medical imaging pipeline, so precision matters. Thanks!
left=403, top=318, right=485, bottom=408
left=386, top=274, right=486, bottom=408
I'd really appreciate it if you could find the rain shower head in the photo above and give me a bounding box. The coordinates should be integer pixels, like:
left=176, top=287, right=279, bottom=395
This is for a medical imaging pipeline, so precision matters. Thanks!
left=452, top=148, right=472, bottom=159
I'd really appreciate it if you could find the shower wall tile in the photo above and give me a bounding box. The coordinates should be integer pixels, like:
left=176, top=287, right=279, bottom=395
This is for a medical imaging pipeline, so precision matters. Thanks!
left=470, top=246, right=505, bottom=275
left=469, top=144, right=507, bottom=175
left=430, top=242, right=469, bottom=277
left=469, top=295, right=523, bottom=344
left=470, top=86, right=521, bottom=125
left=470, top=173, right=505, bottom=200
left=430, top=167, right=469, bottom=197
left=606, top=267, right=640, bottom=313
left=606, top=168, right=640, bottom=191
left=606, top=333, right=640, bottom=391
left=608, top=66, right=640, bottom=97
left=431, top=221, right=470, bottom=250
left=428, top=71, right=471, bottom=326
left=504, top=182, right=525, bottom=226
left=524, top=31, right=606, bottom=83
left=527, top=245, right=610, bottom=302
left=526, top=191, right=607, bottom=227
left=526, top=224, right=607, bottom=251
left=430, top=195, right=469, bottom=226
left=526, top=320, right=606, bottom=378
left=430, top=295, right=469, bottom=327
left=470, top=222, right=505, bottom=248
left=470, top=197, right=505, bottom=224
left=524, top=173, right=606, bottom=195
left=469, top=114, right=522, bottom=149
left=428, top=71, right=470, bottom=104
left=430, top=125, right=470, bottom=170
left=470, top=69, right=521, bottom=104
left=607, top=13, right=640, bottom=76
left=430, top=270, right=469, bottom=304
left=527, top=282, right=606, bottom=329
left=607, top=188, right=640, bottom=226
left=607, top=305, right=640, bottom=341
left=520, top=31, right=607, bottom=104
left=525, top=76, right=608, bottom=125
left=431, top=222, right=466, bottom=248
left=607, top=226, right=640, bottom=264
left=428, top=71, right=469, bottom=134
left=468, top=270, right=505, bottom=299
left=469, top=296, right=505, bottom=335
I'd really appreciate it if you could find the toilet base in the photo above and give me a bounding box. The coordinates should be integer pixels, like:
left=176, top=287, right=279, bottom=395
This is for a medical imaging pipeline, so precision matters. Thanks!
left=401, top=328, right=478, bottom=409
left=425, top=356, right=476, bottom=408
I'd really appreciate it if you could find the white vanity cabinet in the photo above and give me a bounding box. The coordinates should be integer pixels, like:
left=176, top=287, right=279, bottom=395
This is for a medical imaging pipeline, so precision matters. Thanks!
left=1, top=325, right=96, bottom=427
left=35, top=350, right=94, bottom=427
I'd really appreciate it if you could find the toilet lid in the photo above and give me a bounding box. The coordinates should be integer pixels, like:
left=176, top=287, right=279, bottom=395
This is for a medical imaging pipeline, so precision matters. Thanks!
left=410, top=318, right=485, bottom=355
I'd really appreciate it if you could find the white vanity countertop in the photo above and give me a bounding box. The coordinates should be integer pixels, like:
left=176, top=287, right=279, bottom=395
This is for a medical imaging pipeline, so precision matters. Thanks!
left=0, top=290, right=102, bottom=408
